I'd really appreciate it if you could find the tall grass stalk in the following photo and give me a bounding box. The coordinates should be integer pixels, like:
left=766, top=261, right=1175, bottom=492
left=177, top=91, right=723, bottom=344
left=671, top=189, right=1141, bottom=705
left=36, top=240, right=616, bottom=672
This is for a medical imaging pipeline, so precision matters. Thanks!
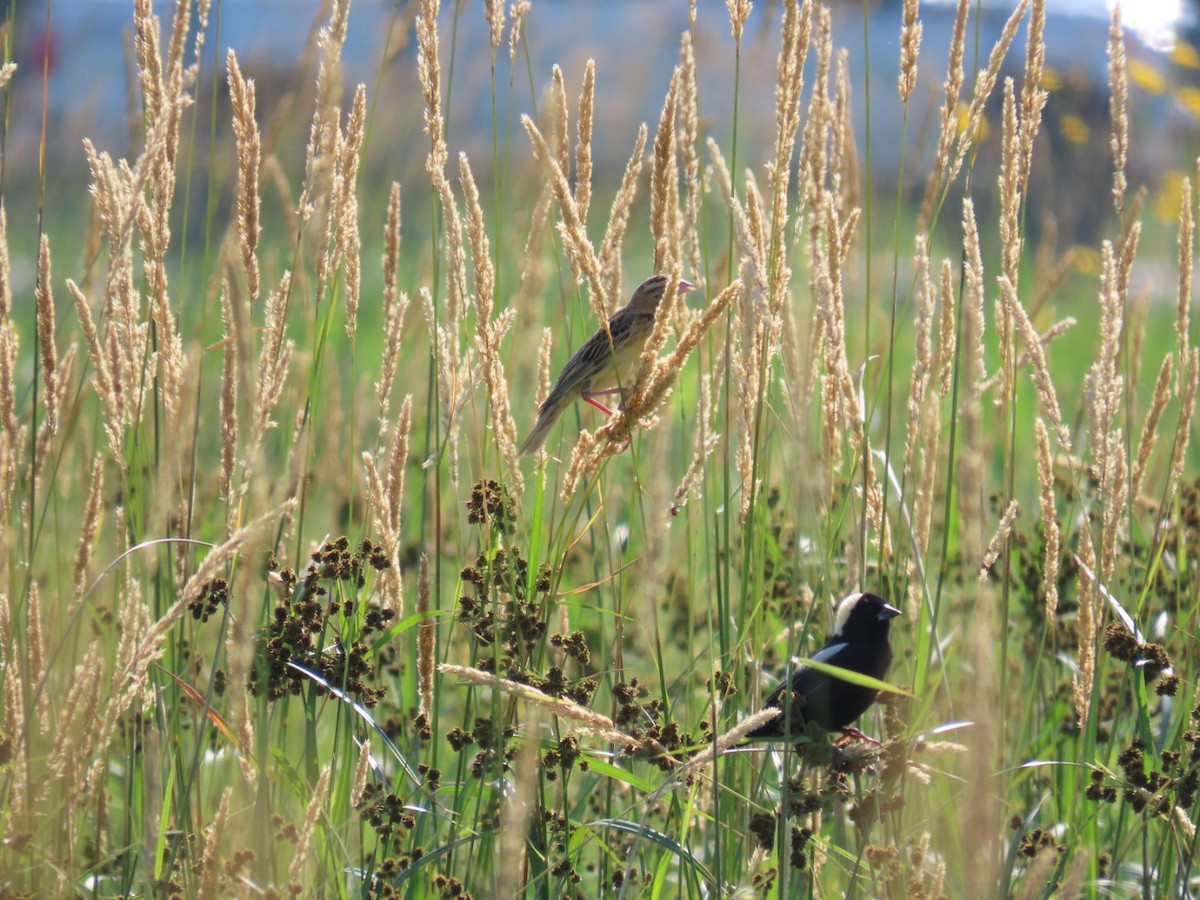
left=1, top=0, right=1199, bottom=895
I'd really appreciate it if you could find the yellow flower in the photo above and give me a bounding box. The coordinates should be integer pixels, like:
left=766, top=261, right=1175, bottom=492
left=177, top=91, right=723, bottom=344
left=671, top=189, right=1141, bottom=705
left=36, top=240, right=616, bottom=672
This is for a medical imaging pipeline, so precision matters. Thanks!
left=1177, top=85, right=1200, bottom=119
left=1171, top=41, right=1200, bottom=69
left=1059, top=114, right=1089, bottom=143
left=1154, top=170, right=1188, bottom=223
left=1041, top=66, right=1063, bottom=91
left=1071, top=245, right=1102, bottom=276
left=955, top=103, right=989, bottom=142
left=1128, top=58, right=1167, bottom=95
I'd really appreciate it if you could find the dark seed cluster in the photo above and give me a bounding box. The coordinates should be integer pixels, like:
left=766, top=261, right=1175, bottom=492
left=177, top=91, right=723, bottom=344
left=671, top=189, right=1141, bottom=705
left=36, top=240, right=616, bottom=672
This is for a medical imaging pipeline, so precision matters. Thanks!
left=356, top=782, right=417, bottom=840
left=188, top=577, right=228, bottom=622
left=466, top=478, right=518, bottom=533
left=1087, top=722, right=1200, bottom=818
left=1102, top=623, right=1178, bottom=694
left=248, top=537, right=395, bottom=706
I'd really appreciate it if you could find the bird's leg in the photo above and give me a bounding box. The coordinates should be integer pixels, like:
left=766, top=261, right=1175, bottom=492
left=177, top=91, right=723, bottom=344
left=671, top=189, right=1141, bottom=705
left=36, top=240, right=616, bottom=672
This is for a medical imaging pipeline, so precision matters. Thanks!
left=585, top=386, right=631, bottom=412
left=581, top=391, right=615, bottom=416
left=834, top=727, right=881, bottom=747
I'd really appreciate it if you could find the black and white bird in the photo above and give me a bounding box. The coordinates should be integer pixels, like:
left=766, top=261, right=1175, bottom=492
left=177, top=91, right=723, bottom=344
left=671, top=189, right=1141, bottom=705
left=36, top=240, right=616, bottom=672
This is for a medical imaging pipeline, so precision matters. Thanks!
left=747, top=592, right=901, bottom=743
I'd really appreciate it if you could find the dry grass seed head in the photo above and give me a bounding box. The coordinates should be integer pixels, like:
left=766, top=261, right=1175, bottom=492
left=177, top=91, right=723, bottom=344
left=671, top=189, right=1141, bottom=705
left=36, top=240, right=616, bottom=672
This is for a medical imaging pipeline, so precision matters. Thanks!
left=218, top=285, right=239, bottom=500
left=335, top=84, right=367, bottom=339
left=484, top=0, right=505, bottom=51
left=498, top=706, right=541, bottom=898
left=35, top=235, right=58, bottom=436
left=726, top=0, right=751, bottom=43
left=904, top=235, right=935, bottom=478
left=198, top=787, right=232, bottom=899
left=997, top=275, right=1070, bottom=453
left=1108, top=5, right=1128, bottom=215
left=959, top=199, right=987, bottom=563
left=0, top=205, right=9, bottom=321
left=1074, top=519, right=1098, bottom=726
left=651, top=68, right=682, bottom=280
left=978, top=499, right=1019, bottom=581
left=1035, top=418, right=1060, bottom=621
left=1018, top=0, right=1047, bottom=194
left=73, top=454, right=106, bottom=607
left=575, top=59, right=595, bottom=224
left=920, top=0, right=968, bottom=226
left=899, top=0, right=922, bottom=103
left=669, top=374, right=719, bottom=518
left=944, top=0, right=1030, bottom=218
left=417, top=553, right=435, bottom=720
left=438, top=664, right=641, bottom=748
left=1167, top=349, right=1200, bottom=495
left=521, top=114, right=606, bottom=313
left=550, top=65, right=570, bottom=177
left=0, top=318, right=18, bottom=448
left=1178, top=176, right=1193, bottom=392
left=598, top=125, right=648, bottom=306
left=460, top=153, right=521, bottom=492
left=509, top=0, right=531, bottom=61
left=288, top=765, right=331, bottom=886
left=679, top=32, right=703, bottom=281
left=227, top=49, right=261, bottom=300
left=1131, top=355, right=1172, bottom=502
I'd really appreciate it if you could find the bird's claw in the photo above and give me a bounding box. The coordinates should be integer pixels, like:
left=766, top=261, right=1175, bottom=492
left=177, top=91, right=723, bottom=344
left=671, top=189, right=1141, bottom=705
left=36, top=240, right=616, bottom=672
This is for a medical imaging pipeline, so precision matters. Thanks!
left=834, top=727, right=880, bottom=747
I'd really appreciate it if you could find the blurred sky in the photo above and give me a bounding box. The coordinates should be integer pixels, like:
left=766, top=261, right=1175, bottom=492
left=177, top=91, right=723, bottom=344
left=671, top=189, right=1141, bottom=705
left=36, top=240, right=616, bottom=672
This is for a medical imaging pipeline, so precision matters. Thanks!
left=9, top=0, right=1191, bottom=148
left=4, top=0, right=1199, bottom=250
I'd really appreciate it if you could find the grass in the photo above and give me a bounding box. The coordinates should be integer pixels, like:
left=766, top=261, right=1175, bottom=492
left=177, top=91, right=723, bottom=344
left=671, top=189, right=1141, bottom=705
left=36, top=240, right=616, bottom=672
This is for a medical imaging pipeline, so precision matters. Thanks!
left=2, top=0, right=1200, bottom=896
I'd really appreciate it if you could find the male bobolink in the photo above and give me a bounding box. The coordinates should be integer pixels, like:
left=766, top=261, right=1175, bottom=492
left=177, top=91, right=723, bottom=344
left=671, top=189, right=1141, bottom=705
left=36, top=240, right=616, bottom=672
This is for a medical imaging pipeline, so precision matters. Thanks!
left=747, top=592, right=901, bottom=743
left=519, top=275, right=695, bottom=455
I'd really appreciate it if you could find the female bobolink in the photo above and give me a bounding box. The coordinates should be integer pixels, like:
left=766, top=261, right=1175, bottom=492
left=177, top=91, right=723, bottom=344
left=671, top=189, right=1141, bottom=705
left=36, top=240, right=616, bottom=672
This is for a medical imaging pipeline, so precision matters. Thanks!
left=519, top=275, right=695, bottom=455
left=747, top=592, right=901, bottom=743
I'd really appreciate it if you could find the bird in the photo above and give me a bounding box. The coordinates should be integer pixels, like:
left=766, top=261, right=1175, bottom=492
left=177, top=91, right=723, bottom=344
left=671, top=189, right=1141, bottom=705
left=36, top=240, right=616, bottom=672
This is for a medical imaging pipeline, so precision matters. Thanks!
left=746, top=592, right=901, bottom=744
left=519, top=275, right=695, bottom=455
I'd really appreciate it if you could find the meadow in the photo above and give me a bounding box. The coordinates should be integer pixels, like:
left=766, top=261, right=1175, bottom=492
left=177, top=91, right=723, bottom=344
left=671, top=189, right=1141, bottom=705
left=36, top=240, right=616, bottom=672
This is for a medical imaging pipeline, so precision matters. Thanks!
left=1, top=0, right=1199, bottom=896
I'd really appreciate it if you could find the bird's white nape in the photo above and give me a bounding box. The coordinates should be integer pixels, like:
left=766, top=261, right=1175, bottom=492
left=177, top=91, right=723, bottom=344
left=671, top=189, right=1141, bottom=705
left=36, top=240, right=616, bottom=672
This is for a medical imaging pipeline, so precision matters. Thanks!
left=833, top=592, right=866, bottom=636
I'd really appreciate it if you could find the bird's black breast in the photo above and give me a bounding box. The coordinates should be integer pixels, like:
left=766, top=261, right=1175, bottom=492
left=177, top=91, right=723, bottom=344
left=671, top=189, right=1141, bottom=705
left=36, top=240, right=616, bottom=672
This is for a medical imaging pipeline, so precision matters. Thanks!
left=748, top=637, right=893, bottom=738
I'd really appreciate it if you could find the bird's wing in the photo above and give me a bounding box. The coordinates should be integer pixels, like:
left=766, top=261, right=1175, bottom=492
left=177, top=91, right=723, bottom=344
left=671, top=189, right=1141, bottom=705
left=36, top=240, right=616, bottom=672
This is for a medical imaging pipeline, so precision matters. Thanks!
left=540, top=310, right=649, bottom=409
left=808, top=640, right=850, bottom=667
left=761, top=640, right=849, bottom=704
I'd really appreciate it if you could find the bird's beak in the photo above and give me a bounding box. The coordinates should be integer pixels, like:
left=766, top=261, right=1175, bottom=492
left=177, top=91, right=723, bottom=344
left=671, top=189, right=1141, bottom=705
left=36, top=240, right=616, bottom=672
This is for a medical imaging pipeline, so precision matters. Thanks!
left=679, top=279, right=696, bottom=293
left=878, top=603, right=902, bottom=620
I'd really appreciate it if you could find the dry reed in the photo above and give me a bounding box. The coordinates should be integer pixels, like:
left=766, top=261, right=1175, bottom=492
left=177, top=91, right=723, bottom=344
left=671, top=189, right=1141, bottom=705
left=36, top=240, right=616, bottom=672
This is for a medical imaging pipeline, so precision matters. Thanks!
left=1018, top=0, right=1047, bottom=195
left=1034, top=418, right=1060, bottom=621
left=575, top=60, right=595, bottom=226
left=958, top=199, right=986, bottom=565
left=978, top=499, right=1019, bottom=581
left=899, top=0, right=921, bottom=103
left=1107, top=6, right=1128, bottom=216
left=417, top=553, right=434, bottom=722
left=460, top=153, right=522, bottom=492
left=1131, top=356, right=1172, bottom=502
left=1178, top=177, right=1193, bottom=390
left=918, top=0, right=967, bottom=226
left=438, top=664, right=641, bottom=749
left=364, top=395, right=412, bottom=617
left=288, top=765, right=331, bottom=887
left=0, top=206, right=9, bottom=321
left=35, top=235, right=58, bottom=436
left=378, top=182, right=409, bottom=425
left=72, top=455, right=106, bottom=607
left=227, top=49, right=261, bottom=300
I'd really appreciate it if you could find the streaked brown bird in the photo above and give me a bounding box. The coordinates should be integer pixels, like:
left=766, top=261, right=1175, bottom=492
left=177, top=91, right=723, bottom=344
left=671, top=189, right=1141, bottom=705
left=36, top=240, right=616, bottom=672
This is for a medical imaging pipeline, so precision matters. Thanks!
left=519, top=275, right=695, bottom=455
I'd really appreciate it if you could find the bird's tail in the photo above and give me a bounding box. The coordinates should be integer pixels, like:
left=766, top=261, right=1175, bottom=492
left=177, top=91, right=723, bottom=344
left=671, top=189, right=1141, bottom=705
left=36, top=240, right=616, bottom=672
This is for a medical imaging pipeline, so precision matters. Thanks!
left=519, top=400, right=564, bottom=455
